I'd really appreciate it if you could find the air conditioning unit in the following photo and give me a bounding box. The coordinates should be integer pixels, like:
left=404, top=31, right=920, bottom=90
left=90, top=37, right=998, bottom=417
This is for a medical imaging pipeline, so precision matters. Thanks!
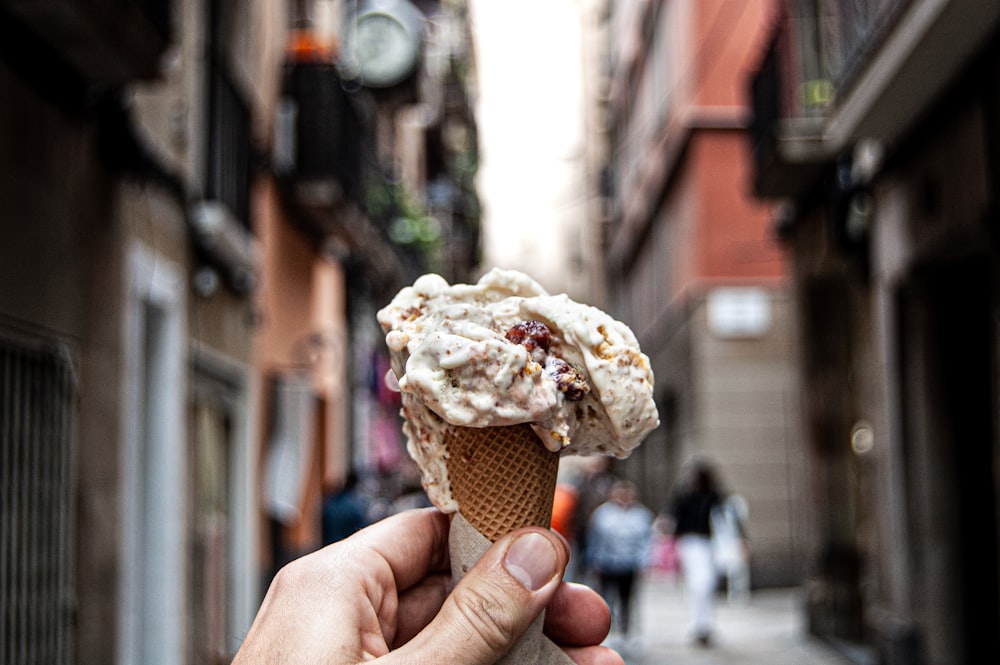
left=189, top=200, right=260, bottom=293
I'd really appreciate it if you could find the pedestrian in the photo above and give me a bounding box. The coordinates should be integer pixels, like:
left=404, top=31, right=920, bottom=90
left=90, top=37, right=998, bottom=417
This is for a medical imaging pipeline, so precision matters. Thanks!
left=321, top=470, right=370, bottom=545
left=233, top=509, right=622, bottom=665
left=586, top=480, right=654, bottom=643
left=659, top=459, right=726, bottom=647
left=570, top=456, right=618, bottom=583
left=390, top=462, right=433, bottom=514
left=551, top=480, right=578, bottom=543
left=712, top=492, right=750, bottom=604
left=390, top=479, right=433, bottom=513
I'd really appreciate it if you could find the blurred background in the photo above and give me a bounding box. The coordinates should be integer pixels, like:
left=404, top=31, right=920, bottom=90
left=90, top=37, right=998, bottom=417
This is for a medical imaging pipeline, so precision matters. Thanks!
left=1, top=0, right=998, bottom=663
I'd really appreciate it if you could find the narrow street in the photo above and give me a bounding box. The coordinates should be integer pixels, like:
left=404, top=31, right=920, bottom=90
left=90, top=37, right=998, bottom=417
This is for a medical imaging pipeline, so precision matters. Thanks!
left=4, top=2, right=1000, bottom=663
left=609, top=575, right=855, bottom=665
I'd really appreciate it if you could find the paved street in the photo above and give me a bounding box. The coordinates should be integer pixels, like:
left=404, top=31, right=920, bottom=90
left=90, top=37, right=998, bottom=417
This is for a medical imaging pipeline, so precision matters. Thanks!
left=604, top=574, right=853, bottom=665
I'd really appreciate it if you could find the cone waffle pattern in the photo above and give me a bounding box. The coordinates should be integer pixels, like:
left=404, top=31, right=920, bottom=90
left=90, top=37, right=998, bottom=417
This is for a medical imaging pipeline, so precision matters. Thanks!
left=445, top=424, right=559, bottom=542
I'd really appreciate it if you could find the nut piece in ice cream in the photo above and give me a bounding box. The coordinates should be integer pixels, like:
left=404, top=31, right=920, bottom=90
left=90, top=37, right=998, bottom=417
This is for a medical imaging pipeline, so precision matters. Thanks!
left=377, top=268, right=659, bottom=513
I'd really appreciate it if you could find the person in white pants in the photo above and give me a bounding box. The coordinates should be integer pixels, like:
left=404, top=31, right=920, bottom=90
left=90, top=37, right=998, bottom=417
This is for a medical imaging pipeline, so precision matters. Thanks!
left=657, top=459, right=727, bottom=646
left=676, top=534, right=718, bottom=642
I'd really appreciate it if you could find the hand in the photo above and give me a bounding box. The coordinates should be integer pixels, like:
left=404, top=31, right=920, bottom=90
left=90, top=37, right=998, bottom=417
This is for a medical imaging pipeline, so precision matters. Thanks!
left=233, top=508, right=623, bottom=665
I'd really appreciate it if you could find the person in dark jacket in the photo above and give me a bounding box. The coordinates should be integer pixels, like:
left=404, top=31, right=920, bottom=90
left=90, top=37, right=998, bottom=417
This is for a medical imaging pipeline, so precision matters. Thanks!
left=321, top=471, right=369, bottom=545
left=659, top=459, right=723, bottom=646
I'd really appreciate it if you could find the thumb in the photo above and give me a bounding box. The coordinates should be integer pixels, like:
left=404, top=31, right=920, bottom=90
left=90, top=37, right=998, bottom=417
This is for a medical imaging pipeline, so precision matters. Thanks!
left=392, top=526, right=568, bottom=665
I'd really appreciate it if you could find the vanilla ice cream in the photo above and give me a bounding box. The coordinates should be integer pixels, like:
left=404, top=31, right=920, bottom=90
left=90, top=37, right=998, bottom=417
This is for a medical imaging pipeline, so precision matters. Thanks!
left=377, top=268, right=659, bottom=511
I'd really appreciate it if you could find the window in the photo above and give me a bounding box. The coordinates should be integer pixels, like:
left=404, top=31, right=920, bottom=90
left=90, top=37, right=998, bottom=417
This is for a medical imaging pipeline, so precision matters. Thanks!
left=188, top=349, right=257, bottom=661
left=206, top=0, right=252, bottom=228
left=0, top=335, right=76, bottom=665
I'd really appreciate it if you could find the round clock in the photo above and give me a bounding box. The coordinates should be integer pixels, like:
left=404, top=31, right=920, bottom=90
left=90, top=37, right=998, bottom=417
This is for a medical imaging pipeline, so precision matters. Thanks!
left=353, top=0, right=423, bottom=88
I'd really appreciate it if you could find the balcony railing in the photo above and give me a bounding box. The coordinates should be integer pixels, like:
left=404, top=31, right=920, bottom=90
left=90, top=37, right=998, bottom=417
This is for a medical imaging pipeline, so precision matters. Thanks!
left=195, top=59, right=259, bottom=294
left=274, top=61, right=366, bottom=211
left=748, top=9, right=829, bottom=199
left=821, top=0, right=915, bottom=96
left=207, top=63, right=252, bottom=229
left=747, top=0, right=916, bottom=198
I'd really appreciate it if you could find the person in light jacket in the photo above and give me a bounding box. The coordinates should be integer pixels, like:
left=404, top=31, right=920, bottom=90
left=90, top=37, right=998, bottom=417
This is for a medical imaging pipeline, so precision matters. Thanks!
left=587, top=480, right=654, bottom=640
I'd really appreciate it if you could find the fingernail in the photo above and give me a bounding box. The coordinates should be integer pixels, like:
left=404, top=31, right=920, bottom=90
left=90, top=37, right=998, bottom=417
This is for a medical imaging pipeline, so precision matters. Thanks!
left=503, top=532, right=558, bottom=591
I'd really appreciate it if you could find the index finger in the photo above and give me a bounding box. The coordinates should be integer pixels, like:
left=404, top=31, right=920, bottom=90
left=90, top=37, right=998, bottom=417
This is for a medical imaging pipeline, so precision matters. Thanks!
left=342, top=508, right=452, bottom=592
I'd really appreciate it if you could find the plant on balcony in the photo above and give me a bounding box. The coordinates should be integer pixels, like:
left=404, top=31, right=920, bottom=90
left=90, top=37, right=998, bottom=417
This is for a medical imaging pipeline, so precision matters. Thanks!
left=366, top=181, right=443, bottom=270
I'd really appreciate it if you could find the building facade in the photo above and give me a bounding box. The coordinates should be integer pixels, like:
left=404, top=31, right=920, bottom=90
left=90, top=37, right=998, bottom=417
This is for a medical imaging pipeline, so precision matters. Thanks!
left=0, top=1, right=264, bottom=661
left=262, top=0, right=481, bottom=567
left=748, top=0, right=1000, bottom=662
left=0, top=0, right=479, bottom=663
left=605, top=0, right=804, bottom=588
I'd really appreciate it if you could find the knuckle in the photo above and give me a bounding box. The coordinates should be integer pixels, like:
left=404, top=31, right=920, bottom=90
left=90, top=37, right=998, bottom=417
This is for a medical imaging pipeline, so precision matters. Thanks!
left=452, top=585, right=518, bottom=652
left=272, top=550, right=331, bottom=588
left=271, top=558, right=302, bottom=586
left=270, top=556, right=310, bottom=592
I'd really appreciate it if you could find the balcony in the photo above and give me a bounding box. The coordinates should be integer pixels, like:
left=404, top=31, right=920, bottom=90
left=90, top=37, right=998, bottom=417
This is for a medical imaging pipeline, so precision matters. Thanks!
left=748, top=13, right=828, bottom=199
left=274, top=61, right=366, bottom=218
left=0, top=0, right=172, bottom=85
left=273, top=57, right=410, bottom=283
left=748, top=0, right=1000, bottom=200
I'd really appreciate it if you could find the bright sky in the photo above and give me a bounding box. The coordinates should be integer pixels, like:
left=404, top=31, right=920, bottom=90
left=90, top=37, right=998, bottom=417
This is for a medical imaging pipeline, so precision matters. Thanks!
left=467, top=0, right=588, bottom=296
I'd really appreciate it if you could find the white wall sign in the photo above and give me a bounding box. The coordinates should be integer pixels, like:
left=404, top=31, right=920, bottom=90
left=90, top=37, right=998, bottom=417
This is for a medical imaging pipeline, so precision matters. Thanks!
left=707, top=287, right=772, bottom=338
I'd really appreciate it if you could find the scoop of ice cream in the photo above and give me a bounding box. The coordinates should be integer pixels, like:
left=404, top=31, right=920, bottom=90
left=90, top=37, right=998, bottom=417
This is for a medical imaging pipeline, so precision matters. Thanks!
left=377, top=268, right=659, bottom=511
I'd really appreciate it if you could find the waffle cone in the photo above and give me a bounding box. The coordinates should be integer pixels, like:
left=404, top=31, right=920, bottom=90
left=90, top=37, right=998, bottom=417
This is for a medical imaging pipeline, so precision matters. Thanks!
left=444, top=424, right=559, bottom=541
left=443, top=425, right=575, bottom=664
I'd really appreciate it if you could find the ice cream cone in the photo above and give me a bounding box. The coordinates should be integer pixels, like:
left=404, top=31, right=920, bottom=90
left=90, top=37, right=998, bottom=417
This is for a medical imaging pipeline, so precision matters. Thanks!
left=443, top=424, right=573, bottom=665
left=378, top=270, right=659, bottom=665
left=444, top=423, right=559, bottom=541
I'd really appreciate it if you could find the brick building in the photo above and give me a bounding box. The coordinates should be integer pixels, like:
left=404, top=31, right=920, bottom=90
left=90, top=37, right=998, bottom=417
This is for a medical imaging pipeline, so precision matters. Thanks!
left=604, top=0, right=803, bottom=588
